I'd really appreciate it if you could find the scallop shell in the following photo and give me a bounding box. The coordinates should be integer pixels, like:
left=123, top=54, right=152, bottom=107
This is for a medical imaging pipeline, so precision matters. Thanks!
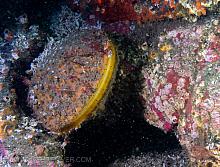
left=28, top=29, right=117, bottom=134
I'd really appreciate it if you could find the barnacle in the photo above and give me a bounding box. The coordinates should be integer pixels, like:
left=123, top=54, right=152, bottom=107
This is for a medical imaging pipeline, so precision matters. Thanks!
left=28, top=29, right=117, bottom=134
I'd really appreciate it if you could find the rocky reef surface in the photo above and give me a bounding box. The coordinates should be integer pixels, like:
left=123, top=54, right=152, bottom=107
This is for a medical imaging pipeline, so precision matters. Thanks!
left=0, top=1, right=220, bottom=167
left=141, top=15, right=220, bottom=166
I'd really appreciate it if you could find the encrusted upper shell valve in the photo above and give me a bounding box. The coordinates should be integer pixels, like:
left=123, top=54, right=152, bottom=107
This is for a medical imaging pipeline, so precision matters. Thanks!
left=28, top=29, right=117, bottom=134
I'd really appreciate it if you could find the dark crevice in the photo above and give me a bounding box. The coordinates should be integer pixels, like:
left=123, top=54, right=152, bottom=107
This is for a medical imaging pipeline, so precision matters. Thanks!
left=11, top=48, right=44, bottom=116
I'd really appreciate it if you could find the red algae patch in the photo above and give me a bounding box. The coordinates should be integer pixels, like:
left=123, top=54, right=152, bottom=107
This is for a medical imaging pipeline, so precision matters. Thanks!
left=67, top=0, right=220, bottom=23
left=28, top=29, right=117, bottom=134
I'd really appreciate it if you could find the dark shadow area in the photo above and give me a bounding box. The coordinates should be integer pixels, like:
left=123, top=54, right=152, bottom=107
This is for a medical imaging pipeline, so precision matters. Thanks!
left=11, top=46, right=45, bottom=116
left=0, top=0, right=62, bottom=34
left=65, top=36, right=182, bottom=167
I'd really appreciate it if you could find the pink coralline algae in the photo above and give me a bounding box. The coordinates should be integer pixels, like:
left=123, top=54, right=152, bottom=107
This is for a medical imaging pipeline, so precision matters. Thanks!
left=142, top=16, right=220, bottom=165
left=0, top=141, right=7, bottom=158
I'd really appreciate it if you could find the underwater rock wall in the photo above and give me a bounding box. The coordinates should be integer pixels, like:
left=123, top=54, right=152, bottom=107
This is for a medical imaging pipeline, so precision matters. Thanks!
left=141, top=15, right=220, bottom=166
left=0, top=1, right=220, bottom=166
left=67, top=0, right=220, bottom=22
left=0, top=18, right=64, bottom=167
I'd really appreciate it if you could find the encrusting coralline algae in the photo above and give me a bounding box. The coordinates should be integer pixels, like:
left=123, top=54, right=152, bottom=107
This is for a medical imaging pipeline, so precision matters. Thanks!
left=141, top=15, right=220, bottom=166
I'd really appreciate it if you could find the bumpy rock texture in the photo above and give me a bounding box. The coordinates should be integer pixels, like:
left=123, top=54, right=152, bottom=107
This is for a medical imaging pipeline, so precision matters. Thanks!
left=28, top=29, right=111, bottom=133
left=110, top=149, right=188, bottom=167
left=67, top=0, right=220, bottom=23
left=0, top=20, right=42, bottom=141
left=142, top=15, right=220, bottom=166
left=0, top=20, right=64, bottom=167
